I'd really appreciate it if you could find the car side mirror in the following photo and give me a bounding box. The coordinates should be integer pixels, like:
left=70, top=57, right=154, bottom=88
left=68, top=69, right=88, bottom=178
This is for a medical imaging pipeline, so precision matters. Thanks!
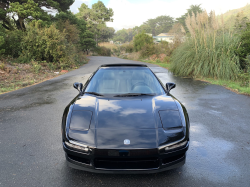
left=79, top=83, right=83, bottom=92
left=166, top=82, right=176, bottom=94
left=73, top=82, right=83, bottom=93
left=73, top=82, right=79, bottom=91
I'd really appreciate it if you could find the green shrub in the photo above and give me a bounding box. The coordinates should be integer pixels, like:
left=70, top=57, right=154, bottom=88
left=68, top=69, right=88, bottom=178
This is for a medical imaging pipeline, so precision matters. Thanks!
left=0, top=26, right=5, bottom=55
left=112, top=48, right=120, bottom=56
left=119, top=45, right=126, bottom=52
left=112, top=48, right=120, bottom=54
left=140, top=43, right=155, bottom=58
left=19, top=22, right=69, bottom=64
left=235, top=23, right=250, bottom=70
left=56, top=20, right=80, bottom=45
left=125, top=43, right=134, bottom=53
left=4, top=30, right=23, bottom=58
left=133, top=32, right=154, bottom=52
left=238, top=72, right=250, bottom=87
left=94, top=46, right=111, bottom=56
left=155, top=59, right=161, bottom=63
left=163, top=56, right=170, bottom=63
left=31, top=61, right=42, bottom=73
left=0, top=36, right=4, bottom=55
left=155, top=41, right=170, bottom=55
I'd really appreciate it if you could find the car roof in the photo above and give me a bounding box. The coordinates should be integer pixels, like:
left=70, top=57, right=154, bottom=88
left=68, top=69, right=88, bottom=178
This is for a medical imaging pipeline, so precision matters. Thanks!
left=99, top=64, right=148, bottom=68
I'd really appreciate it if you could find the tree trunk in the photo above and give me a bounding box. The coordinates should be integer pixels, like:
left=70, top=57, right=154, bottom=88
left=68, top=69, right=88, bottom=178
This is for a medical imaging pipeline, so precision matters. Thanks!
left=95, top=34, right=98, bottom=46
left=2, top=23, right=10, bottom=30
left=16, top=18, right=26, bottom=31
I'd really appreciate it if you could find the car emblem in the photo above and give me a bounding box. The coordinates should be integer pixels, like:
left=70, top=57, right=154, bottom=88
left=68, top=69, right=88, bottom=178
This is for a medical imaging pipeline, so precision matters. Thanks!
left=124, top=139, right=130, bottom=145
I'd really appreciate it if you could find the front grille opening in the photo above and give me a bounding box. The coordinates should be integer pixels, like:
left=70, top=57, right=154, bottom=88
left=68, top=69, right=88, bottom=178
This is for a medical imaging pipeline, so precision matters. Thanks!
left=68, top=154, right=90, bottom=165
left=162, top=153, right=185, bottom=165
left=94, top=157, right=159, bottom=170
left=95, top=149, right=158, bottom=157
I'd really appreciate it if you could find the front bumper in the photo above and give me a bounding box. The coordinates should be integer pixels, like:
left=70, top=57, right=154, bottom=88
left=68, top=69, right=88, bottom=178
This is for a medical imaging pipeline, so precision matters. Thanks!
left=63, top=142, right=189, bottom=174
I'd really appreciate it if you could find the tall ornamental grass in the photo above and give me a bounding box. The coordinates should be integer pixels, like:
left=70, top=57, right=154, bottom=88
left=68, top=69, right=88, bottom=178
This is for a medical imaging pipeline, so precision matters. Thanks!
left=171, top=11, right=241, bottom=80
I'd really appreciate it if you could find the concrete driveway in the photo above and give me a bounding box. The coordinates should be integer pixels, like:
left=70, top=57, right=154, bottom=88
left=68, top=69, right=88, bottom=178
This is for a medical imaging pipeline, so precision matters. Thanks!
left=0, top=56, right=250, bottom=186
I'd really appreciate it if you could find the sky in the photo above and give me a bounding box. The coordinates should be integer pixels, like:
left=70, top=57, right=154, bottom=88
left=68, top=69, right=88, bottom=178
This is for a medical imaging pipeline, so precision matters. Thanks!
left=70, top=0, right=250, bottom=31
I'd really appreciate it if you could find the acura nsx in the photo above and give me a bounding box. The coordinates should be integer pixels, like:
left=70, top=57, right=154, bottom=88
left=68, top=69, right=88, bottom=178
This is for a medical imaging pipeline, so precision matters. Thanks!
left=61, top=64, right=190, bottom=173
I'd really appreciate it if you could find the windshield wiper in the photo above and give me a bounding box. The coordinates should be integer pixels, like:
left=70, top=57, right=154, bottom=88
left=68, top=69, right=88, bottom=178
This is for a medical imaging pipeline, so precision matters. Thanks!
left=114, top=93, right=155, bottom=97
left=85, top=92, right=103, bottom=96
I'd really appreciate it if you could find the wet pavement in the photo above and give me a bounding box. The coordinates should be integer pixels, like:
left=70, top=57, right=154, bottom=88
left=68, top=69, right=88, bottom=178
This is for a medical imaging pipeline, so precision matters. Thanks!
left=0, top=56, right=250, bottom=187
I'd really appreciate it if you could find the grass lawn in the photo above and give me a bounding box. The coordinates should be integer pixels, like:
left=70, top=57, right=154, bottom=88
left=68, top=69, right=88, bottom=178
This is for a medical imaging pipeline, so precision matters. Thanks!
left=200, top=78, right=250, bottom=95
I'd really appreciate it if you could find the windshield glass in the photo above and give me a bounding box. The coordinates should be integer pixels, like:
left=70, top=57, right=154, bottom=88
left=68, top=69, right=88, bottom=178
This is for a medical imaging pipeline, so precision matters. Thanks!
left=85, top=67, right=165, bottom=95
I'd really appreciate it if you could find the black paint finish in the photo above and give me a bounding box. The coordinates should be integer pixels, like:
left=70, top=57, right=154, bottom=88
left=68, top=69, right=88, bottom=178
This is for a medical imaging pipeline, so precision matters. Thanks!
left=62, top=64, right=190, bottom=173
left=69, top=110, right=92, bottom=131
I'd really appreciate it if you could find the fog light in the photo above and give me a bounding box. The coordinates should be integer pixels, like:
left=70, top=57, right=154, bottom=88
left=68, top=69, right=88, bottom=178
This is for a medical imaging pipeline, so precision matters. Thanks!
left=165, top=140, right=187, bottom=152
left=65, top=141, right=89, bottom=153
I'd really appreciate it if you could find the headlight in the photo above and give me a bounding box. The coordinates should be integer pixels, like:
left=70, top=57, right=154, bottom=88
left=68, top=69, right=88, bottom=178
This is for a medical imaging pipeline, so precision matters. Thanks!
left=159, top=110, right=183, bottom=129
left=159, top=140, right=188, bottom=153
left=70, top=111, right=92, bottom=131
left=164, top=140, right=187, bottom=151
left=65, top=140, right=91, bottom=153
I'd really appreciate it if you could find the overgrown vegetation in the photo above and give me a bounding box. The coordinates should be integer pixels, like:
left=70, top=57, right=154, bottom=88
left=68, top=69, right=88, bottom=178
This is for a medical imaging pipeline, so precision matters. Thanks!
left=93, top=46, right=111, bottom=56
left=76, top=1, right=114, bottom=45
left=235, top=23, right=250, bottom=70
left=112, top=5, right=202, bottom=43
left=133, top=33, right=154, bottom=52
left=171, top=11, right=241, bottom=80
left=0, top=36, right=4, bottom=55
left=110, top=4, right=250, bottom=95
left=0, top=0, right=115, bottom=94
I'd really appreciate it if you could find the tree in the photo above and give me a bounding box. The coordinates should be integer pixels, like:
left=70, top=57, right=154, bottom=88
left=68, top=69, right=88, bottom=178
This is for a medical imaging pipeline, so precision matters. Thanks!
left=0, top=0, right=74, bottom=30
left=8, top=0, right=42, bottom=30
left=77, top=1, right=114, bottom=45
left=154, top=15, right=174, bottom=35
left=55, top=11, right=96, bottom=53
left=80, top=30, right=96, bottom=54
left=113, top=29, right=129, bottom=43
left=176, top=4, right=203, bottom=32
left=235, top=23, right=250, bottom=70
left=127, top=28, right=134, bottom=42
left=97, top=25, right=115, bottom=42
left=144, top=19, right=156, bottom=35
left=136, top=24, right=151, bottom=34
left=133, top=32, right=154, bottom=52
left=142, top=15, right=174, bottom=36
left=234, top=11, right=249, bottom=33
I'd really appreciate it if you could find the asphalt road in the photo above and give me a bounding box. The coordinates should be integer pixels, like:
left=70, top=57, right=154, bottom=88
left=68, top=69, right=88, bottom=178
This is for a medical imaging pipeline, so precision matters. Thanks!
left=1, top=56, right=250, bottom=187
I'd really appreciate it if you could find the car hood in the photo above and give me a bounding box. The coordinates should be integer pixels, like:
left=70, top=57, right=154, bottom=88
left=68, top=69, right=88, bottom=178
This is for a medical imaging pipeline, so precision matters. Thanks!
left=70, top=95, right=183, bottom=149
left=73, top=95, right=178, bottom=129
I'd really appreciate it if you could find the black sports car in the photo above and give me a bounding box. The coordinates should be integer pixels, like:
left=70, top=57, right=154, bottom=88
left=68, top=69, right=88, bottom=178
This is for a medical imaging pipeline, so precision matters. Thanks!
left=62, top=64, right=190, bottom=173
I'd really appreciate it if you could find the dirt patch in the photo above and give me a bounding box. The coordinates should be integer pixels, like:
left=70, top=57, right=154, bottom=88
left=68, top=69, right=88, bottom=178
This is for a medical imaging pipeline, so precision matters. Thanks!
left=0, top=58, right=88, bottom=94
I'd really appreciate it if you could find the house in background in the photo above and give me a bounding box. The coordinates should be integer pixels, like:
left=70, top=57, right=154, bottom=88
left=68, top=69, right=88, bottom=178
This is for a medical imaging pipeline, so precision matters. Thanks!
left=153, top=33, right=175, bottom=43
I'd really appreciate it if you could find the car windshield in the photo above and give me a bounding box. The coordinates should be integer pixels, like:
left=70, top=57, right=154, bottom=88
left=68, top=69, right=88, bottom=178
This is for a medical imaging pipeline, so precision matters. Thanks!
left=85, top=67, right=165, bottom=95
